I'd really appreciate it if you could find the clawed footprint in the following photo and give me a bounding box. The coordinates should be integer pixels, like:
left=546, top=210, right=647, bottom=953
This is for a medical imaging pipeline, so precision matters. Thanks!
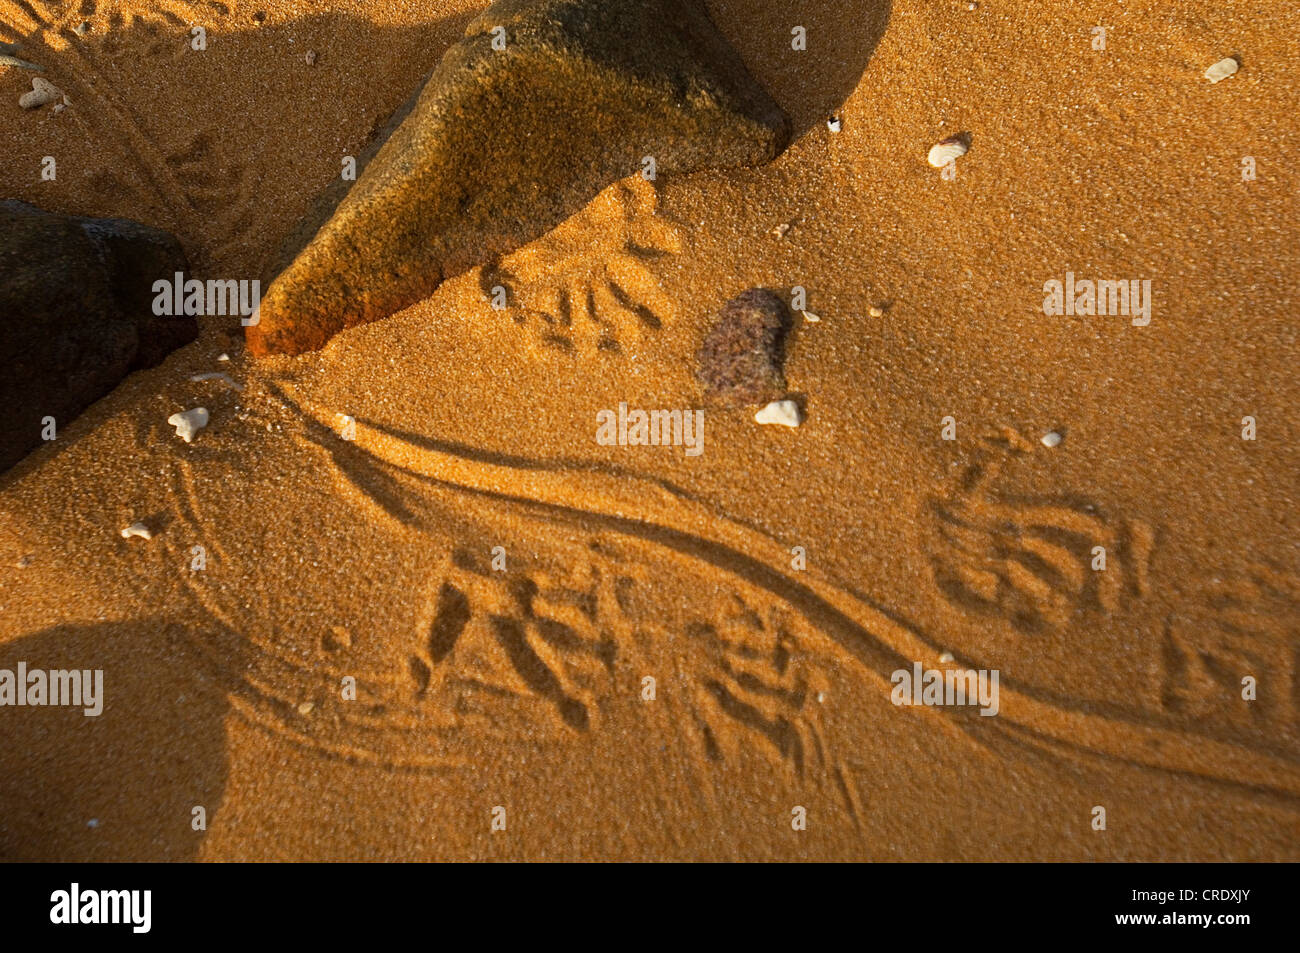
left=685, top=594, right=827, bottom=776
left=410, top=552, right=625, bottom=732
left=481, top=176, right=683, bottom=354
left=1162, top=563, right=1300, bottom=733
left=929, top=429, right=1153, bottom=632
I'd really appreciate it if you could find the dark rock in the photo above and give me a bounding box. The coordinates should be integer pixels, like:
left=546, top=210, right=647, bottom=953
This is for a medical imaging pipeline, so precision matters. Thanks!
left=246, top=0, right=790, bottom=356
left=0, top=200, right=195, bottom=473
left=695, top=288, right=793, bottom=406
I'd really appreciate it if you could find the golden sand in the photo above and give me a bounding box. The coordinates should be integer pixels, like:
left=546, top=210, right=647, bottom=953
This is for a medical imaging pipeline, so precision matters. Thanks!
left=0, top=0, right=1296, bottom=860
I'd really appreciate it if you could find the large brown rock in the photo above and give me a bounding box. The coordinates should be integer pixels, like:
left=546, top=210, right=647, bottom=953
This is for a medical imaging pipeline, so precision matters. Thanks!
left=247, top=0, right=790, bottom=357
left=0, top=200, right=195, bottom=473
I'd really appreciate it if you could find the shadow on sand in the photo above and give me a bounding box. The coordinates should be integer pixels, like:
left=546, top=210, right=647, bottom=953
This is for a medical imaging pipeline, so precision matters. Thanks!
left=0, top=619, right=245, bottom=861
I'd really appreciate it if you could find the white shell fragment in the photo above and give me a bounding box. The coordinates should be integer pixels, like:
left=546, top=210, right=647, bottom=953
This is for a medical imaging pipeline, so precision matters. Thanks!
left=168, top=407, right=209, bottom=443
left=1204, top=58, right=1239, bottom=84
left=928, top=136, right=968, bottom=168
left=939, top=651, right=955, bottom=663
left=801, top=310, right=821, bottom=323
left=827, top=116, right=842, bottom=133
left=120, top=522, right=152, bottom=540
left=19, top=77, right=62, bottom=110
left=217, top=353, right=230, bottom=362
left=189, top=371, right=241, bottom=389
left=755, top=400, right=802, bottom=428
left=0, top=47, right=44, bottom=71
left=1041, top=430, right=1063, bottom=448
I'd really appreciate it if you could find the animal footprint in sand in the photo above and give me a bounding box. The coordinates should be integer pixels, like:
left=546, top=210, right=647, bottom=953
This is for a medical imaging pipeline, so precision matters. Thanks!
left=1161, top=562, right=1300, bottom=737
left=927, top=428, right=1154, bottom=633
left=21, top=5, right=258, bottom=243
left=409, top=551, right=626, bottom=732
left=480, top=175, right=683, bottom=354
left=683, top=594, right=828, bottom=776
left=163, top=130, right=256, bottom=229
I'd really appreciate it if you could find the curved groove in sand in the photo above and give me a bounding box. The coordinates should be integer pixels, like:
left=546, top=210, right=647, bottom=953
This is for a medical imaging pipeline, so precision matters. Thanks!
left=279, top=390, right=1300, bottom=802
left=47, top=29, right=195, bottom=224
left=159, top=458, right=485, bottom=773
left=0, top=2, right=190, bottom=226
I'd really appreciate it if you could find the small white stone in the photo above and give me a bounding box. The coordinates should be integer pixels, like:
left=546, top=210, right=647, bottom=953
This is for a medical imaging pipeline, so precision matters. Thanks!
left=217, top=352, right=230, bottom=362
left=297, top=701, right=315, bottom=715
left=168, top=407, right=209, bottom=443
left=801, top=310, right=821, bottom=323
left=19, top=77, right=61, bottom=110
left=939, top=651, right=954, bottom=663
left=86, top=818, right=99, bottom=829
left=816, top=692, right=826, bottom=704
left=120, top=522, right=152, bottom=540
left=928, top=136, right=968, bottom=168
left=755, top=400, right=802, bottom=428
left=1041, top=430, right=1063, bottom=448
left=868, top=305, right=884, bottom=318
left=1204, top=58, right=1239, bottom=84
left=827, top=116, right=842, bottom=133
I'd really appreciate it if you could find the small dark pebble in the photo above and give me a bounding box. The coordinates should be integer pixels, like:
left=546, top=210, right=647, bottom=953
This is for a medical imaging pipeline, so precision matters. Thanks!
left=695, top=288, right=794, bottom=406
